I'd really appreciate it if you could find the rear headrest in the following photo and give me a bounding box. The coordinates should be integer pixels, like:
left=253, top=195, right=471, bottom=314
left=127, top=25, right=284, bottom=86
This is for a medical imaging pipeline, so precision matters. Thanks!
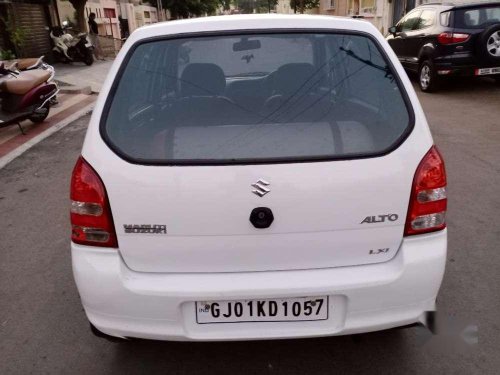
left=464, top=13, right=472, bottom=26
left=271, top=63, right=316, bottom=96
left=180, top=63, right=226, bottom=96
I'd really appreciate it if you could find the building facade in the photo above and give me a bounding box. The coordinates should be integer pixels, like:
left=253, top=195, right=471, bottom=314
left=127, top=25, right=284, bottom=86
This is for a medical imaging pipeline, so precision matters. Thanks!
left=118, top=0, right=159, bottom=35
left=344, top=0, right=402, bottom=35
left=276, top=1, right=349, bottom=18
left=0, top=0, right=59, bottom=59
left=276, top=0, right=320, bottom=15
left=319, top=0, right=348, bottom=17
left=56, top=0, right=161, bottom=40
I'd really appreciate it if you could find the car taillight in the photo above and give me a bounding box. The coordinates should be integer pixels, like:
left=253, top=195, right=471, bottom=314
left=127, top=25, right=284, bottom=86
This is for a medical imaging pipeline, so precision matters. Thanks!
left=404, top=146, right=447, bottom=236
left=70, top=156, right=118, bottom=247
left=437, top=32, right=470, bottom=45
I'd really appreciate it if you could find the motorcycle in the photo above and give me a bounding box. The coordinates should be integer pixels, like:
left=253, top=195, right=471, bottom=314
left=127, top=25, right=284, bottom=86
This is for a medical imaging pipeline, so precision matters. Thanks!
left=0, top=63, right=59, bottom=134
left=49, top=24, right=94, bottom=66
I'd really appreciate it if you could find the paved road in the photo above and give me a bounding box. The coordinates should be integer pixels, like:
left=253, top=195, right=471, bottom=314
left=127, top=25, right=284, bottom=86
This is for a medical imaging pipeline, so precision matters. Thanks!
left=54, top=60, right=113, bottom=93
left=1, top=78, right=499, bottom=374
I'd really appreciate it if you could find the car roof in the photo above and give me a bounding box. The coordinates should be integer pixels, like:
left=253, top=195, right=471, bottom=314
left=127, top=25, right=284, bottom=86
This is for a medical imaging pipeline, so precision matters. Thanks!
left=417, top=1, right=500, bottom=11
left=127, top=14, right=380, bottom=43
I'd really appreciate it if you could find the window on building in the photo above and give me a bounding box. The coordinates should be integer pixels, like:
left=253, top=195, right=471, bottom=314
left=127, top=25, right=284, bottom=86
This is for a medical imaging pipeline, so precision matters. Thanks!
left=144, top=11, right=151, bottom=18
left=348, top=0, right=376, bottom=15
left=328, top=0, right=336, bottom=9
left=104, top=8, right=116, bottom=18
left=360, top=0, right=375, bottom=14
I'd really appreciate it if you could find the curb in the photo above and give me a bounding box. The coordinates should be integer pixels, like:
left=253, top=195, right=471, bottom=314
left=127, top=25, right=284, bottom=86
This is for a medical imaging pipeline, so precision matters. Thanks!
left=0, top=102, right=95, bottom=170
left=59, top=86, right=93, bottom=95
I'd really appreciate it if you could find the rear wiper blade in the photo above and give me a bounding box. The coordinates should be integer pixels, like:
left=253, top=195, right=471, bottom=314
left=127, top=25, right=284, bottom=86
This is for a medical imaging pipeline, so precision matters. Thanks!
left=339, top=47, right=393, bottom=80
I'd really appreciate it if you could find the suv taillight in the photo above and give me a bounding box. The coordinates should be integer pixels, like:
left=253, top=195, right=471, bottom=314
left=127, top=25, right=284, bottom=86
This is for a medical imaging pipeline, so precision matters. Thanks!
left=404, top=146, right=447, bottom=236
left=437, top=32, right=470, bottom=45
left=70, top=157, right=118, bottom=247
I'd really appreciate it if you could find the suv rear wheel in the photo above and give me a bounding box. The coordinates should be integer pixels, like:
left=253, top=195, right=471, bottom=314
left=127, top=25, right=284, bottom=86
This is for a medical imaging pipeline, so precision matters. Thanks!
left=419, top=60, right=440, bottom=92
left=479, top=24, right=500, bottom=64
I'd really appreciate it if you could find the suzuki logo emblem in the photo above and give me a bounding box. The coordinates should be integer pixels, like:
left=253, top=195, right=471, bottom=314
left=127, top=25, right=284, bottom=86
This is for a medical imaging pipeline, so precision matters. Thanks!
left=251, top=179, right=270, bottom=197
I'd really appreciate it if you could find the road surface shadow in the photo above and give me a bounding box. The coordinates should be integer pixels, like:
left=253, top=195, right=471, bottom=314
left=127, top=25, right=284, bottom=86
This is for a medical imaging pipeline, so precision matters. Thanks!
left=110, top=328, right=417, bottom=374
left=409, top=74, right=499, bottom=95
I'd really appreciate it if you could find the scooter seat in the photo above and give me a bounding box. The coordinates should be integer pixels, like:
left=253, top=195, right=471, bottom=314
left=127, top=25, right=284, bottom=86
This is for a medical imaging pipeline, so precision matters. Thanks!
left=0, top=70, right=51, bottom=95
left=16, top=58, right=41, bottom=70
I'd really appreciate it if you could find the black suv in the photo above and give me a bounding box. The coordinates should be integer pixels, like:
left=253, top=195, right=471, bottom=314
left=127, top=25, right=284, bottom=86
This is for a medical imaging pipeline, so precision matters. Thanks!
left=387, top=2, right=500, bottom=92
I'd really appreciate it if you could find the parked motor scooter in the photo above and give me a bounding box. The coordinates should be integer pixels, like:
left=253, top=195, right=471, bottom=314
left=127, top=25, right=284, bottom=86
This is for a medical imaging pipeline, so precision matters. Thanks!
left=49, top=23, right=94, bottom=66
left=0, top=63, right=59, bottom=134
left=3, top=56, right=58, bottom=105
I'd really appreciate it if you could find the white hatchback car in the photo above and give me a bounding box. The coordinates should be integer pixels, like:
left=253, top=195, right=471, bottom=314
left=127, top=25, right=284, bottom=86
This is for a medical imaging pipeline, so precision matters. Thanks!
left=70, top=14, right=447, bottom=341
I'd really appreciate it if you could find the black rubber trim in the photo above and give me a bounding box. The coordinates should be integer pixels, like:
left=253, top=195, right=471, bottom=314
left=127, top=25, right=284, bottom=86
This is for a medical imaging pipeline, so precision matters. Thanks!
left=99, top=29, right=416, bottom=166
left=450, top=1, right=500, bottom=11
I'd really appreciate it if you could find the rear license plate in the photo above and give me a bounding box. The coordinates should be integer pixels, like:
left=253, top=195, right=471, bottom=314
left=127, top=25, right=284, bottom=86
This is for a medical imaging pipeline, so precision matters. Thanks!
left=196, top=296, right=329, bottom=324
left=475, top=67, right=500, bottom=76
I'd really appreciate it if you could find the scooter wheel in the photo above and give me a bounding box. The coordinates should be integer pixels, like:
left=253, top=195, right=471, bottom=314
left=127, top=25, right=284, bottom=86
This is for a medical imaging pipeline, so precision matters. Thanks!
left=29, top=103, right=50, bottom=123
left=84, top=52, right=94, bottom=66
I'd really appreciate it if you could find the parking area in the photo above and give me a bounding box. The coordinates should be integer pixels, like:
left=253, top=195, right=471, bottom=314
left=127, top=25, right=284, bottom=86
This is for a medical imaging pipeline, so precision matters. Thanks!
left=0, top=77, right=499, bottom=374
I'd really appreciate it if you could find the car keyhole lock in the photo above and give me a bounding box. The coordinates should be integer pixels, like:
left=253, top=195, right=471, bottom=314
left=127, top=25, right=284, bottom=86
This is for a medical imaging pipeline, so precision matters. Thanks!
left=250, top=207, right=274, bottom=229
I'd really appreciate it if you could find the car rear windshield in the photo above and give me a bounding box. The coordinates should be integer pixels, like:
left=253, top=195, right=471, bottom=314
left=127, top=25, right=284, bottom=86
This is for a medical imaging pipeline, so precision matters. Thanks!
left=455, top=6, right=500, bottom=28
left=103, top=32, right=412, bottom=164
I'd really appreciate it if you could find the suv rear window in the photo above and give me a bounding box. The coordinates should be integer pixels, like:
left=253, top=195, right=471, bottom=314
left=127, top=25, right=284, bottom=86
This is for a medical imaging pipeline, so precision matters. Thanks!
left=455, top=6, right=500, bottom=28
left=103, top=32, right=412, bottom=164
left=440, top=11, right=451, bottom=27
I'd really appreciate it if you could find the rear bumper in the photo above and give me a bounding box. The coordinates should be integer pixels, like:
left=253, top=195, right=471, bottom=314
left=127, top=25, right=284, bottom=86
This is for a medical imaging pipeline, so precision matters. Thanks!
left=434, top=54, right=500, bottom=76
left=72, top=230, right=447, bottom=341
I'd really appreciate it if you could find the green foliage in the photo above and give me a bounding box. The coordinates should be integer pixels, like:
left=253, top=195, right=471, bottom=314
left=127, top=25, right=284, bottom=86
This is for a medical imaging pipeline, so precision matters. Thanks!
left=162, top=0, right=278, bottom=18
left=257, top=0, right=279, bottom=13
left=0, top=14, right=26, bottom=57
left=162, top=0, right=222, bottom=19
left=289, top=0, right=320, bottom=13
left=0, top=49, right=16, bottom=60
left=236, top=0, right=278, bottom=13
left=219, top=0, right=232, bottom=11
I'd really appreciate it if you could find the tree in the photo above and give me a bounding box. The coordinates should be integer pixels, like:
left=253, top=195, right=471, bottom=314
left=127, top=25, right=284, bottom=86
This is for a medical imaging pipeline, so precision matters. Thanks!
left=235, top=0, right=278, bottom=14
left=162, top=0, right=223, bottom=19
left=68, top=0, right=87, bottom=32
left=259, top=0, right=278, bottom=13
left=1, top=13, right=27, bottom=57
left=289, top=0, right=319, bottom=13
left=219, top=0, right=232, bottom=11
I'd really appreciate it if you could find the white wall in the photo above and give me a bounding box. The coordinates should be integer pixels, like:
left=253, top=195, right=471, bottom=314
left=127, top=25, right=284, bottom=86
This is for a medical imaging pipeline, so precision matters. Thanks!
left=346, top=0, right=390, bottom=35
left=118, top=1, right=160, bottom=32
left=276, top=0, right=294, bottom=14
left=120, top=3, right=137, bottom=33
left=56, top=0, right=76, bottom=25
